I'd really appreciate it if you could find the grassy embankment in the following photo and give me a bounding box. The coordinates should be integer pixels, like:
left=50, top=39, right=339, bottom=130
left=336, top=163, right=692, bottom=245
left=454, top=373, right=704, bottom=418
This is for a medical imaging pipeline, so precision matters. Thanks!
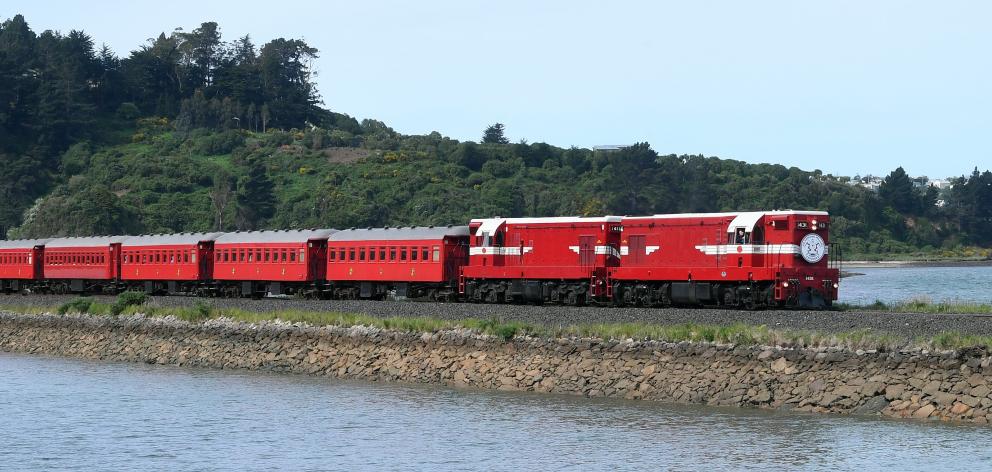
left=2, top=293, right=992, bottom=352
left=837, top=297, right=992, bottom=315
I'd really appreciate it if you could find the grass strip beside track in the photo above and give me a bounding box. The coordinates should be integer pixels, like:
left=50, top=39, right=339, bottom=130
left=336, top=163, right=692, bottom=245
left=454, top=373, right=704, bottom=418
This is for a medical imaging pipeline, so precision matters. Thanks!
left=3, top=297, right=992, bottom=352
left=838, top=298, right=992, bottom=314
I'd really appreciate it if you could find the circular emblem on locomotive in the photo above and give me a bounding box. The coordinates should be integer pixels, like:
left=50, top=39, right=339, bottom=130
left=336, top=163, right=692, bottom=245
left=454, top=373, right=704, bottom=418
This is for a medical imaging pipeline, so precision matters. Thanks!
left=799, top=233, right=826, bottom=263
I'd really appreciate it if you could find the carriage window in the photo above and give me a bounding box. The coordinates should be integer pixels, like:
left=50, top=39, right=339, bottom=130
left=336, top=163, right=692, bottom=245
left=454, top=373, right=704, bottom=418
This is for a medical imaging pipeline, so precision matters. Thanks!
left=329, top=249, right=336, bottom=261
left=411, top=248, right=418, bottom=261
left=422, top=248, right=429, bottom=261
left=299, top=249, right=305, bottom=263
left=369, top=247, right=376, bottom=261
left=400, top=248, right=407, bottom=261
left=339, top=249, right=346, bottom=261
left=264, top=250, right=270, bottom=262
left=433, top=246, right=440, bottom=262
left=380, top=249, right=386, bottom=260
left=389, top=248, right=396, bottom=261
left=358, top=248, right=365, bottom=261
left=255, top=250, right=261, bottom=262
left=170, top=252, right=176, bottom=263
left=290, top=250, right=297, bottom=262
left=281, top=250, right=287, bottom=262
left=184, top=252, right=190, bottom=263
left=348, top=249, right=355, bottom=261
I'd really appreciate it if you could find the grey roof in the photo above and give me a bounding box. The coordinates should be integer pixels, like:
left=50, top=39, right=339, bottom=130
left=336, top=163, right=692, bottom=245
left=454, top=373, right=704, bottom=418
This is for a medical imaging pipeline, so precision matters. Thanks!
left=46, top=236, right=131, bottom=248
left=0, top=238, right=52, bottom=249
left=329, top=226, right=470, bottom=242
left=214, top=229, right=337, bottom=245
left=122, top=232, right=226, bottom=247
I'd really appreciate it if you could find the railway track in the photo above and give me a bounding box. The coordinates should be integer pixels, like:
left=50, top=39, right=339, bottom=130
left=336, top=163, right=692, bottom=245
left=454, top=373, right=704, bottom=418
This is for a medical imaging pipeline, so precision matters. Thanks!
left=3, top=293, right=992, bottom=339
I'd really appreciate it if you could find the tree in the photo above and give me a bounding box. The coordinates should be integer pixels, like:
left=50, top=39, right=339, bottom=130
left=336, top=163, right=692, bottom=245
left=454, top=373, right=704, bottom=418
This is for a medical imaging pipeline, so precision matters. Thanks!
left=210, top=171, right=234, bottom=230
left=258, top=38, right=319, bottom=128
left=604, top=142, right=658, bottom=214
left=879, top=166, right=919, bottom=215
left=482, top=123, right=509, bottom=144
left=178, top=22, right=222, bottom=89
left=260, top=103, right=271, bottom=132
left=235, top=156, right=275, bottom=229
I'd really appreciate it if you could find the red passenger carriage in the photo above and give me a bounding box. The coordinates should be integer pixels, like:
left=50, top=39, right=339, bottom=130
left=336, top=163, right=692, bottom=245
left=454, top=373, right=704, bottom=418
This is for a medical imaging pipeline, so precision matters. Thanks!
left=0, top=239, right=50, bottom=292
left=609, top=211, right=839, bottom=308
left=325, top=226, right=469, bottom=300
left=212, top=229, right=336, bottom=297
left=460, top=216, right=622, bottom=305
left=42, top=236, right=130, bottom=293
left=120, top=232, right=224, bottom=294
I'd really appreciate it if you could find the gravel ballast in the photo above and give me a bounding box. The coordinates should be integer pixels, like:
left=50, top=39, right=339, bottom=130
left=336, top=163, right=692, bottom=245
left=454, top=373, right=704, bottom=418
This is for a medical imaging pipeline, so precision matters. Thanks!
left=3, top=294, right=991, bottom=339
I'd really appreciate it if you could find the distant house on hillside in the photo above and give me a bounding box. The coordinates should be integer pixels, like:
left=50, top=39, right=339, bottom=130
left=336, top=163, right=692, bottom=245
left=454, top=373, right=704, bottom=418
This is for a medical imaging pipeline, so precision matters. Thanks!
left=593, top=145, right=632, bottom=152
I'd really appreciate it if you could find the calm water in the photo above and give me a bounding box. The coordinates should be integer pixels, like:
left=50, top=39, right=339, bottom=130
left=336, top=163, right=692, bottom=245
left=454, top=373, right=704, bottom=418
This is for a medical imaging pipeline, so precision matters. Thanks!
left=838, top=265, right=992, bottom=305
left=1, top=352, right=990, bottom=471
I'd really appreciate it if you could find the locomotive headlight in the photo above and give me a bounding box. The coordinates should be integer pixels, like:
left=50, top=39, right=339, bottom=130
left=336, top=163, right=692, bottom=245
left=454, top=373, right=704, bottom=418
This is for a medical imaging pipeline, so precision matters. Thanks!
left=833, top=282, right=839, bottom=289
left=811, top=219, right=818, bottom=226
left=782, top=281, right=789, bottom=288
left=811, top=224, right=818, bottom=231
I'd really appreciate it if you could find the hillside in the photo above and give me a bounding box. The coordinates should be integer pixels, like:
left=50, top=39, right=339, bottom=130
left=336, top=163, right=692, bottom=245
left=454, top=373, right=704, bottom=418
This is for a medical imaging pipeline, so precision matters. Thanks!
left=1, top=14, right=991, bottom=260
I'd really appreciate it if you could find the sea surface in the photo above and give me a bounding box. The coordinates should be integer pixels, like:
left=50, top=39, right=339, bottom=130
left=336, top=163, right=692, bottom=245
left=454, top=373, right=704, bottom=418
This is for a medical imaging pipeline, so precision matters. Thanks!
left=838, top=265, right=992, bottom=305
left=1, top=352, right=989, bottom=471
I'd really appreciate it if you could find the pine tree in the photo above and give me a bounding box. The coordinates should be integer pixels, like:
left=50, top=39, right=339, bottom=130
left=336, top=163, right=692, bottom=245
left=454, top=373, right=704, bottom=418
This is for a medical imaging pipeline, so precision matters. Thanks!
left=482, top=123, right=509, bottom=144
left=235, top=156, right=275, bottom=229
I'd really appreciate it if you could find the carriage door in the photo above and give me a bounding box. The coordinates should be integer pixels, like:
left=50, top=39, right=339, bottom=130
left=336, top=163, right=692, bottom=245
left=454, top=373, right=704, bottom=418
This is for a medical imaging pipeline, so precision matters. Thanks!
left=579, top=235, right=595, bottom=266
left=33, top=247, right=44, bottom=279
left=200, top=245, right=211, bottom=278
left=309, top=241, right=326, bottom=280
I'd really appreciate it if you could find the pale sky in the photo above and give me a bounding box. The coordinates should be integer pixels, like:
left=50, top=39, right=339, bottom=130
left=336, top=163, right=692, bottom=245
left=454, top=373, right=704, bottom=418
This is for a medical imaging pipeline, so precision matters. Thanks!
left=5, top=0, right=990, bottom=178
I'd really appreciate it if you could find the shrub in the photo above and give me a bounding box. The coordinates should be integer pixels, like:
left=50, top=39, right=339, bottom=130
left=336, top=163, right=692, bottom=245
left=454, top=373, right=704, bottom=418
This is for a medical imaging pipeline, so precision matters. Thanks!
left=194, top=302, right=212, bottom=321
left=57, top=297, right=93, bottom=315
left=111, top=291, right=147, bottom=316
left=116, top=102, right=141, bottom=120
left=191, top=130, right=245, bottom=156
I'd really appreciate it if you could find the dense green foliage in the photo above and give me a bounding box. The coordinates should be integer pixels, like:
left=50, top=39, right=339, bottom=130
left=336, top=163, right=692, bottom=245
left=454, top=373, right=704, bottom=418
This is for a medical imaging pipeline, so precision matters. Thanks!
left=2, top=14, right=991, bottom=260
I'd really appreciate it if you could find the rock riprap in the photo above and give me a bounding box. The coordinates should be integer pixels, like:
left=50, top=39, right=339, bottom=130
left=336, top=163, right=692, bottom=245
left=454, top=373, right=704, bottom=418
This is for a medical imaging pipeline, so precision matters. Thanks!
left=1, top=311, right=990, bottom=424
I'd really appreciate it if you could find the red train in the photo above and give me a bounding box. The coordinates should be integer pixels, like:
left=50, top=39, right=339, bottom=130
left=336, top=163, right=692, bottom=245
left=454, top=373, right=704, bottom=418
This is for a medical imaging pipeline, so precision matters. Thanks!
left=0, top=210, right=839, bottom=308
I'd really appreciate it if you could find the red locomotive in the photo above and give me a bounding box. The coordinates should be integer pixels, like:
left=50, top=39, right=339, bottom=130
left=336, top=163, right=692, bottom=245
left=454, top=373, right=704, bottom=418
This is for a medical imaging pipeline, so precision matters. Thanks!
left=609, top=211, right=838, bottom=308
left=0, top=210, right=840, bottom=308
left=460, top=217, right=622, bottom=305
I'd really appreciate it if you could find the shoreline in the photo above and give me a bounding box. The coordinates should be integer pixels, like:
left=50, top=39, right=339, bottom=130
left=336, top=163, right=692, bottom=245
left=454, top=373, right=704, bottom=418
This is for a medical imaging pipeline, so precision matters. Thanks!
left=842, top=259, right=992, bottom=269
left=1, top=311, right=990, bottom=424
